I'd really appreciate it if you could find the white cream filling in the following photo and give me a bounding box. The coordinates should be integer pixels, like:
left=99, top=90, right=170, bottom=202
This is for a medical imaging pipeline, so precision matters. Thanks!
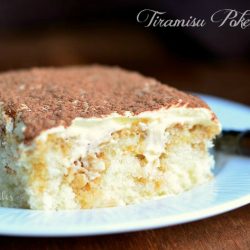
left=34, top=107, right=219, bottom=157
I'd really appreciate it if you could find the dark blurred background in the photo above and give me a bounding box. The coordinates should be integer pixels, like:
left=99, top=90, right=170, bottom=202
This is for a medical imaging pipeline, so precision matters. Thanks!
left=0, top=0, right=249, bottom=105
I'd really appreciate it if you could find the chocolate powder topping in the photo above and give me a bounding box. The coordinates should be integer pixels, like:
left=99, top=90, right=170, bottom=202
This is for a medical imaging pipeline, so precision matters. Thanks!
left=0, top=65, right=211, bottom=141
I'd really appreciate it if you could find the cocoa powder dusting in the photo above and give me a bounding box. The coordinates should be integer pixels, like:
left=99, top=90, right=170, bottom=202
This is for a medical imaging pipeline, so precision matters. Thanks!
left=0, top=65, right=211, bottom=142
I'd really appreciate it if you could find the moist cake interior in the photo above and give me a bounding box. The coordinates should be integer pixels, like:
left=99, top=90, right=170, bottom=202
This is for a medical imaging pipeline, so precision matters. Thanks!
left=0, top=111, right=219, bottom=209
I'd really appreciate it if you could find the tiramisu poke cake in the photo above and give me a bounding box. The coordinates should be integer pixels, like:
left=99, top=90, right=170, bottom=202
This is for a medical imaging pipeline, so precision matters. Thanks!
left=0, top=66, right=221, bottom=210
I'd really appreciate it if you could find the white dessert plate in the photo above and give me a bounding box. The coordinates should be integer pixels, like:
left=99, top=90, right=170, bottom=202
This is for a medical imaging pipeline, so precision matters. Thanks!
left=0, top=94, right=249, bottom=237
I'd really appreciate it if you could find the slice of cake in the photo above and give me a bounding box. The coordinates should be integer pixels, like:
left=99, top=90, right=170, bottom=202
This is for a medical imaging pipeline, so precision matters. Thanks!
left=0, top=65, right=221, bottom=210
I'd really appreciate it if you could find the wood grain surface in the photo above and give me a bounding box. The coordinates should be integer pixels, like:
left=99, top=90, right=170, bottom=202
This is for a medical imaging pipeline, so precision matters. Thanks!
left=0, top=26, right=249, bottom=250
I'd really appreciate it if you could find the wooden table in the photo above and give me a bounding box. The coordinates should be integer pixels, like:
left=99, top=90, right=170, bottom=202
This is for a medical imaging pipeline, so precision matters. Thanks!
left=0, top=26, right=249, bottom=249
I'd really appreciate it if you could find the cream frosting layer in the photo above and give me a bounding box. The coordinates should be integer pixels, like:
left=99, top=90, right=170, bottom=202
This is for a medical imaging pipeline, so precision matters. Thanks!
left=32, top=107, right=220, bottom=163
